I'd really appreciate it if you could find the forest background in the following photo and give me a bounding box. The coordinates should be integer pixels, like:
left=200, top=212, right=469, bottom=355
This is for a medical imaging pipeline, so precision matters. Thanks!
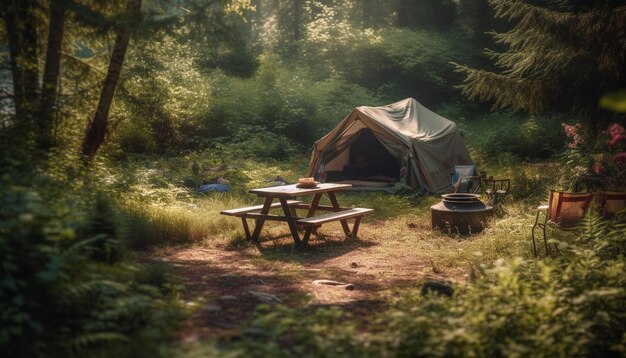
left=1, top=0, right=578, bottom=163
left=1, top=1, right=625, bottom=357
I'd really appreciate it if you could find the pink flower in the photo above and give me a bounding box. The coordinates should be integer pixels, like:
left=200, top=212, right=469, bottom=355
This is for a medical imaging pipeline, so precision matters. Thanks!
left=609, top=133, right=625, bottom=146
left=607, top=123, right=625, bottom=137
left=594, top=162, right=603, bottom=175
left=562, top=122, right=583, bottom=148
left=562, top=122, right=582, bottom=138
left=607, top=123, right=626, bottom=146
left=612, top=152, right=626, bottom=164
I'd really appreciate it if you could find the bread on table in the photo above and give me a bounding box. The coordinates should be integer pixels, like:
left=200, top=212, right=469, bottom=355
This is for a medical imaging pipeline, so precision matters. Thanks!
left=297, top=177, right=317, bottom=187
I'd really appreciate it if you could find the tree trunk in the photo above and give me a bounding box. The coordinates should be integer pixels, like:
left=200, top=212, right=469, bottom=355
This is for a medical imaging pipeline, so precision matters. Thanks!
left=38, top=0, right=66, bottom=152
left=293, top=0, right=302, bottom=41
left=81, top=0, right=142, bottom=160
left=3, top=0, right=40, bottom=141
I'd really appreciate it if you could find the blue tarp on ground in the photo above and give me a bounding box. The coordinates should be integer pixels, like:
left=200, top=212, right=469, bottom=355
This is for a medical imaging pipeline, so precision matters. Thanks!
left=198, top=183, right=230, bottom=193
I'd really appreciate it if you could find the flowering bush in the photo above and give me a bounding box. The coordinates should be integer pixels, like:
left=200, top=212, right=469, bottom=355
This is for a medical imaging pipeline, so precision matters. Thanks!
left=608, top=123, right=626, bottom=145
left=598, top=123, right=626, bottom=189
left=560, top=122, right=626, bottom=191
left=562, top=122, right=582, bottom=149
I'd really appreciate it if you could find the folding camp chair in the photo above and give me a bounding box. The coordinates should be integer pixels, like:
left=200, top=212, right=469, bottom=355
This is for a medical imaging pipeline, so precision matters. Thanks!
left=531, top=191, right=594, bottom=258
left=598, top=191, right=626, bottom=219
left=451, top=165, right=480, bottom=193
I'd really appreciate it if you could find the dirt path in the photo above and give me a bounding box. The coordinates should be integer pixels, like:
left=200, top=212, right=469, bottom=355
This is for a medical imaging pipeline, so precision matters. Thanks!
left=142, top=221, right=462, bottom=341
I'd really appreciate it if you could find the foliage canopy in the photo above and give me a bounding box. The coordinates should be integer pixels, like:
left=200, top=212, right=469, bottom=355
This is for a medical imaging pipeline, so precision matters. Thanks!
left=455, top=0, right=626, bottom=130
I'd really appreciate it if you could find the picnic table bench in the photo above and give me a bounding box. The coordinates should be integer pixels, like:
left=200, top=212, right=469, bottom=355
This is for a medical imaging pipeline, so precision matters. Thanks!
left=220, top=200, right=303, bottom=239
left=297, top=207, right=373, bottom=246
left=220, top=183, right=373, bottom=248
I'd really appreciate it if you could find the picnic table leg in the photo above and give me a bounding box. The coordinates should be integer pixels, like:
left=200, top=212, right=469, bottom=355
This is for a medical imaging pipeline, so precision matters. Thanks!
left=279, top=198, right=301, bottom=245
left=352, top=217, right=362, bottom=237
left=241, top=218, right=251, bottom=240
left=302, top=226, right=315, bottom=246
left=250, top=197, right=273, bottom=242
left=299, top=193, right=323, bottom=235
left=306, top=193, right=323, bottom=217
left=327, top=192, right=351, bottom=235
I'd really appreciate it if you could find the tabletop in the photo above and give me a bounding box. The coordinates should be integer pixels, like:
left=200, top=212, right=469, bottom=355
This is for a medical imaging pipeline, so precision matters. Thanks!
left=249, top=183, right=352, bottom=198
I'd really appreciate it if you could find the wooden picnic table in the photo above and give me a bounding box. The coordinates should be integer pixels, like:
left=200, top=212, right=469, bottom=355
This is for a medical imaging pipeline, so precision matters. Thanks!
left=221, top=183, right=372, bottom=248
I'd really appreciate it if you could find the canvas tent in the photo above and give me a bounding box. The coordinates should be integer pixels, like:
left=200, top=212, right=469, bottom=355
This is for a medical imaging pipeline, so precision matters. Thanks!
left=306, top=98, right=473, bottom=192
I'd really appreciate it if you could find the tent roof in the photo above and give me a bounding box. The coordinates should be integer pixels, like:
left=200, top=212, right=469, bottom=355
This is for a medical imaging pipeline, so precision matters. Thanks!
left=308, top=98, right=473, bottom=192
left=355, top=97, right=458, bottom=142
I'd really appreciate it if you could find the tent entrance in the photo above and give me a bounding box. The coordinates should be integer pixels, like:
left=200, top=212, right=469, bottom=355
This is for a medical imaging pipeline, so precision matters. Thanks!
left=308, top=98, right=474, bottom=192
left=326, top=129, right=401, bottom=185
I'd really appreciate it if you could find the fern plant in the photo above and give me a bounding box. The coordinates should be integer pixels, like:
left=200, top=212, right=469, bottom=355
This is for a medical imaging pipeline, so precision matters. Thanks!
left=0, top=183, right=183, bottom=358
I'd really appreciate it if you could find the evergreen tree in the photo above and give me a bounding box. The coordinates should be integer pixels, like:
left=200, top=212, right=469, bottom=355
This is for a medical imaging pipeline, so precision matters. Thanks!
left=454, top=1, right=626, bottom=132
left=458, top=0, right=496, bottom=44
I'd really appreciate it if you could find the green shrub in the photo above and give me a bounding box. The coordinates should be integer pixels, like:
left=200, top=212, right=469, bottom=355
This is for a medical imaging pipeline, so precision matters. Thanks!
left=115, top=120, right=157, bottom=155
left=508, top=164, right=558, bottom=203
left=0, top=183, right=183, bottom=357
left=494, top=115, right=565, bottom=160
left=204, top=54, right=381, bottom=148
left=223, top=125, right=301, bottom=161
left=445, top=105, right=567, bottom=161
left=113, top=19, right=487, bottom=157
left=83, top=193, right=124, bottom=264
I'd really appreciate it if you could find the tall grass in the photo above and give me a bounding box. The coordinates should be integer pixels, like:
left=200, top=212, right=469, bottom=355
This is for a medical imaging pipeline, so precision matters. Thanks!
left=105, top=156, right=305, bottom=248
left=102, top=127, right=565, bottom=282
left=114, top=155, right=559, bottom=270
left=121, top=195, right=248, bottom=248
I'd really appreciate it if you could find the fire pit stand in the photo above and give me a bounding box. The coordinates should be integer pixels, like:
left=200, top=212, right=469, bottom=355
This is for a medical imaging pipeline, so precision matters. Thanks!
left=431, top=193, right=494, bottom=234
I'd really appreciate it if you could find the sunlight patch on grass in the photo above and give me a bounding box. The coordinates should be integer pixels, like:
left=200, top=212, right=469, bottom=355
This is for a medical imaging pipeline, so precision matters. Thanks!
left=352, top=200, right=544, bottom=278
left=108, top=155, right=559, bottom=281
left=122, top=195, right=251, bottom=248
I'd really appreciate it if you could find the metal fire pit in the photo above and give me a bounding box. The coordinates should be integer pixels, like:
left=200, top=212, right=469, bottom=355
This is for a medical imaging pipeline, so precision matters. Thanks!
left=431, top=193, right=494, bottom=234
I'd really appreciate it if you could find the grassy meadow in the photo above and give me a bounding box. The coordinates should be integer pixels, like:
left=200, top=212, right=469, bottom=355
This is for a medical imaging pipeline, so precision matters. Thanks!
left=100, top=141, right=624, bottom=357
left=117, top=156, right=550, bottom=265
left=61, top=104, right=619, bottom=357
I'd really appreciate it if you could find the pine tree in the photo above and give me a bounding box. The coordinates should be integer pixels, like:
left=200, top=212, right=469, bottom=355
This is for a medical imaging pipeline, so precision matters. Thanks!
left=454, top=1, right=626, bottom=131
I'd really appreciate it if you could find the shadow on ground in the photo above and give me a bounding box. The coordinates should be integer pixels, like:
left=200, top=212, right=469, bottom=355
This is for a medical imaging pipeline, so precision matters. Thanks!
left=137, top=240, right=443, bottom=342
